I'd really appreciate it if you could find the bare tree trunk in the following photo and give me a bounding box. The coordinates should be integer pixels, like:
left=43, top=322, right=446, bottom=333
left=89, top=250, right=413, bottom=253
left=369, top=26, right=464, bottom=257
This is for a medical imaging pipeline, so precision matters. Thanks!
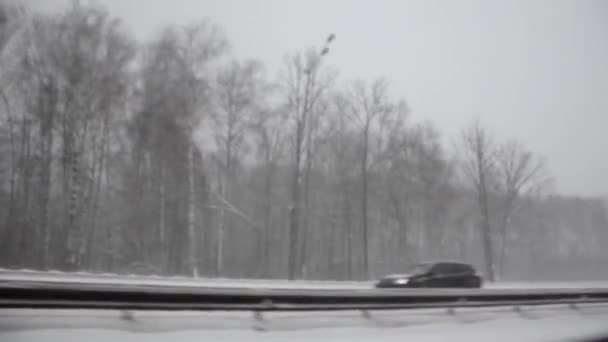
left=498, top=210, right=511, bottom=278
left=288, top=118, right=303, bottom=280
left=360, top=125, right=370, bottom=279
left=22, top=119, right=34, bottom=266
left=187, top=142, right=199, bottom=277
left=289, top=107, right=306, bottom=279
left=1, top=91, right=18, bottom=263
left=60, top=114, right=72, bottom=270
left=288, top=141, right=301, bottom=280
left=4, top=119, right=17, bottom=240
left=13, top=117, right=33, bottom=267
left=159, top=162, right=167, bottom=272
left=65, top=131, right=82, bottom=271
left=85, top=113, right=110, bottom=270
left=342, top=185, right=354, bottom=280
left=301, top=106, right=316, bottom=278
left=262, top=155, right=273, bottom=278
left=216, top=132, right=232, bottom=276
left=300, top=155, right=311, bottom=278
left=39, top=108, right=54, bottom=270
left=477, top=161, right=495, bottom=281
left=216, top=172, right=225, bottom=276
left=390, top=194, right=408, bottom=265
left=328, top=206, right=337, bottom=278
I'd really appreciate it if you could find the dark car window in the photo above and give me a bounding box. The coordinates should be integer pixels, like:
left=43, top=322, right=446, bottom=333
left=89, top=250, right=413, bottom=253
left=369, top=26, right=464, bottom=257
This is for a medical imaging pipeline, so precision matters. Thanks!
left=407, top=263, right=433, bottom=274
left=458, top=264, right=475, bottom=274
left=430, top=263, right=473, bottom=275
left=430, top=263, right=452, bottom=275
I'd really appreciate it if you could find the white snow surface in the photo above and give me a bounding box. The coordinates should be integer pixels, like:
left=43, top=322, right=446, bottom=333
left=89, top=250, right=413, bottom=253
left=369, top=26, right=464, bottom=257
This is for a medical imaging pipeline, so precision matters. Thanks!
left=1, top=307, right=608, bottom=341
left=2, top=268, right=608, bottom=290
left=2, top=269, right=608, bottom=340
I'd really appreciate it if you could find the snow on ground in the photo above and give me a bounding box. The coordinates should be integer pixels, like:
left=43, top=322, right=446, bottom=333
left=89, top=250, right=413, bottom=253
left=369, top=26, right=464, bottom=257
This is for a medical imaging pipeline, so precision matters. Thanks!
left=3, top=269, right=608, bottom=340
left=0, top=269, right=371, bottom=289
left=1, top=307, right=608, bottom=341
left=2, top=268, right=608, bottom=290
left=486, top=281, right=608, bottom=289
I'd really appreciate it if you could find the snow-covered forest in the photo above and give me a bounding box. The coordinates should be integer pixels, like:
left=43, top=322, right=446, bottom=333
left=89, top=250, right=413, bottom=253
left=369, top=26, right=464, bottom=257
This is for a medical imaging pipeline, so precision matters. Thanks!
left=1, top=2, right=607, bottom=281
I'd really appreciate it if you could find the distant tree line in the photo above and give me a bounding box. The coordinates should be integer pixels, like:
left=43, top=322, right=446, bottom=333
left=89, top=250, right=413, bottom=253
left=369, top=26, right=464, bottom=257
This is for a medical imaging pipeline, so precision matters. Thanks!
left=1, top=3, right=607, bottom=281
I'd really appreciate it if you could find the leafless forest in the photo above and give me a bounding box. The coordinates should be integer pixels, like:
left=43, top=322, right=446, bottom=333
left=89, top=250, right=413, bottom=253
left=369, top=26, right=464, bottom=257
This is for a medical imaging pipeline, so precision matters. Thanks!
left=1, top=3, right=607, bottom=281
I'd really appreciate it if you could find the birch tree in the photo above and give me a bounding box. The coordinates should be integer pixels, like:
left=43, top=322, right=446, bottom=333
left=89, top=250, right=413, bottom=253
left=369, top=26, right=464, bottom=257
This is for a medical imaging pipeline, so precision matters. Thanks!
left=134, top=21, right=227, bottom=276
left=211, top=59, right=264, bottom=274
left=251, top=104, right=288, bottom=277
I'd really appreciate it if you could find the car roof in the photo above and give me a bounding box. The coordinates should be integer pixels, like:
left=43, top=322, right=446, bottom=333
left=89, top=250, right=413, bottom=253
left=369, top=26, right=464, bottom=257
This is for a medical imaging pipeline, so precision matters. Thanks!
left=414, top=261, right=477, bottom=273
left=415, top=260, right=472, bottom=267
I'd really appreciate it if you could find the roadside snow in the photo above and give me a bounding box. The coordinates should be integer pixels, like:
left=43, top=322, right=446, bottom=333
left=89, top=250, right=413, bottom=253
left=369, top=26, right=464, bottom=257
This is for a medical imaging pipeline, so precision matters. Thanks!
left=3, top=268, right=608, bottom=290
left=1, top=309, right=607, bottom=342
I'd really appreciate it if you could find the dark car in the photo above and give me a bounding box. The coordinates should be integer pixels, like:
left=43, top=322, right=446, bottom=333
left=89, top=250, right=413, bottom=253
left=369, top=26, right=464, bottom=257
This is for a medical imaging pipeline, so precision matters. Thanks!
left=375, top=262, right=482, bottom=288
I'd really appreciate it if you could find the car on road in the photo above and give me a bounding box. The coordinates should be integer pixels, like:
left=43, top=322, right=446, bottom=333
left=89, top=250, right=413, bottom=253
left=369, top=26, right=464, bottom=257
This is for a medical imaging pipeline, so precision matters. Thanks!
left=375, top=261, right=483, bottom=288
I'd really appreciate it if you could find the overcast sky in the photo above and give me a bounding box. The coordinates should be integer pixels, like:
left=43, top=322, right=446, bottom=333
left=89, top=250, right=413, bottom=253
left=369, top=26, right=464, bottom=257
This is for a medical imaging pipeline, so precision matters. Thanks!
left=18, top=0, right=608, bottom=196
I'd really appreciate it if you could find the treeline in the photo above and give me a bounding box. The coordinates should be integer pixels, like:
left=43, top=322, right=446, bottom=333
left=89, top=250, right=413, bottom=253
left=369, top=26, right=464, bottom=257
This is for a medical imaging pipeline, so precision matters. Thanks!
left=0, top=3, right=606, bottom=281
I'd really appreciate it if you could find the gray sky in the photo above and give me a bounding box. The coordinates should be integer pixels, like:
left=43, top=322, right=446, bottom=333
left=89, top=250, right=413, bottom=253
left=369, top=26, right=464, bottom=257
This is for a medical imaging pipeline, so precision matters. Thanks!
left=21, top=0, right=608, bottom=196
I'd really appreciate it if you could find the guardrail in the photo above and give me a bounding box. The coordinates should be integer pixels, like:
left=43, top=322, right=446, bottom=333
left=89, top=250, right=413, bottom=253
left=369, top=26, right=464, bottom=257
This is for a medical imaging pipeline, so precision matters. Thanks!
left=1, top=278, right=608, bottom=312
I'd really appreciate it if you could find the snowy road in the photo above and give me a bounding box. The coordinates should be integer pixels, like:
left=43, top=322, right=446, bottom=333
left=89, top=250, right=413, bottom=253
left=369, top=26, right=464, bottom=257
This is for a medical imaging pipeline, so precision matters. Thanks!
left=1, top=306, right=608, bottom=341
left=2, top=269, right=608, bottom=290
left=2, top=269, right=608, bottom=340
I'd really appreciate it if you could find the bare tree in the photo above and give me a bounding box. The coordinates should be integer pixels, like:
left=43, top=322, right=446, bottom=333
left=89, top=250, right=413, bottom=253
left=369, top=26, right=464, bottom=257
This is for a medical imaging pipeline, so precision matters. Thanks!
left=460, top=120, right=496, bottom=281
left=182, top=22, right=228, bottom=277
left=251, top=104, right=288, bottom=277
left=300, top=80, right=336, bottom=278
left=0, top=3, right=137, bottom=270
left=0, top=3, right=27, bottom=266
left=211, top=59, right=264, bottom=274
left=2, top=2, right=600, bottom=284
left=344, top=78, right=395, bottom=279
left=494, top=140, right=551, bottom=275
left=282, top=42, right=332, bottom=279
left=133, top=21, right=227, bottom=276
left=316, top=93, right=359, bottom=278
